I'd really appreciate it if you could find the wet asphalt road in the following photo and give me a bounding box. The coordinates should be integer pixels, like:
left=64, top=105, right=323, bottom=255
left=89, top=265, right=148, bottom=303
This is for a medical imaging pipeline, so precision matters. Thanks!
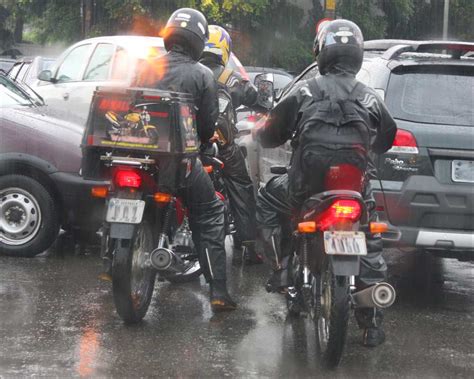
left=0, top=238, right=473, bottom=378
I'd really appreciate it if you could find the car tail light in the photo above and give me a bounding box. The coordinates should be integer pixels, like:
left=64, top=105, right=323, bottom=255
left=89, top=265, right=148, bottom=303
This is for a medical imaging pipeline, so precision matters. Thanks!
left=114, top=170, right=142, bottom=188
left=324, top=164, right=364, bottom=192
left=388, top=129, right=419, bottom=154
left=316, top=199, right=362, bottom=231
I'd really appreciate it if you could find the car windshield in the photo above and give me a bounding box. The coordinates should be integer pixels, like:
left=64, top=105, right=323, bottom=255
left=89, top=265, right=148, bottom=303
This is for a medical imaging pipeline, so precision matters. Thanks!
left=0, top=74, right=34, bottom=107
left=386, top=67, right=474, bottom=126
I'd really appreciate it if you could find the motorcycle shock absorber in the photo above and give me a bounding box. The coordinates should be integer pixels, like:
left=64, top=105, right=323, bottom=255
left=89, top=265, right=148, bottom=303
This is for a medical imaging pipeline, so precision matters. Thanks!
left=158, top=198, right=175, bottom=248
left=303, top=236, right=310, bottom=285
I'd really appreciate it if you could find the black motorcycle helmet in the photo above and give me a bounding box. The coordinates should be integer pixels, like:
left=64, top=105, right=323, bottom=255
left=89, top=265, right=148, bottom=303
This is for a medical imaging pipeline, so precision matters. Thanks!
left=163, top=8, right=209, bottom=61
left=313, top=19, right=364, bottom=75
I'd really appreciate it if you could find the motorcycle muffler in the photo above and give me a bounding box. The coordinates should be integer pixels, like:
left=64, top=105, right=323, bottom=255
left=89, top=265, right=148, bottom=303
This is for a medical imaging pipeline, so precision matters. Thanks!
left=150, top=247, right=186, bottom=273
left=351, top=282, right=396, bottom=309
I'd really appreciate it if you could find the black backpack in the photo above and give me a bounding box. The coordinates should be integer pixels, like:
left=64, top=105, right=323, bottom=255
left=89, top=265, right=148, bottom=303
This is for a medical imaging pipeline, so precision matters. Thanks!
left=293, top=77, right=372, bottom=175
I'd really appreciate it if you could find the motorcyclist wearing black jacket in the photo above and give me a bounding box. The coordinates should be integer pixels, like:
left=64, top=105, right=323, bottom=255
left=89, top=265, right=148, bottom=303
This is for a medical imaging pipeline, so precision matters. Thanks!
left=135, top=8, right=236, bottom=312
left=254, top=19, right=397, bottom=346
left=199, top=25, right=263, bottom=265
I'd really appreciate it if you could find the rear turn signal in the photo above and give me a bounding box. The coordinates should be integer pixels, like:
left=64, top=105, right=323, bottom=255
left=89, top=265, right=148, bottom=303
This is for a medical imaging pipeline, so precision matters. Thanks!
left=91, top=186, right=108, bottom=198
left=388, top=129, right=419, bottom=154
left=370, top=222, right=388, bottom=234
left=115, top=170, right=142, bottom=188
left=154, top=192, right=172, bottom=204
left=298, top=221, right=317, bottom=233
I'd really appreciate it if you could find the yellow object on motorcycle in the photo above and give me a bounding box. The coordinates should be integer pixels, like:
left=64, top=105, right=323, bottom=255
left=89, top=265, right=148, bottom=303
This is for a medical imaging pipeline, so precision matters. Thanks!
left=124, top=112, right=141, bottom=123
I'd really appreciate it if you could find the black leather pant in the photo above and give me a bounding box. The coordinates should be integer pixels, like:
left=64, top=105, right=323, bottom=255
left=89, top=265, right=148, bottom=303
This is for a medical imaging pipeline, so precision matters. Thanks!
left=180, top=159, right=227, bottom=282
left=219, top=142, right=257, bottom=244
left=256, top=173, right=387, bottom=295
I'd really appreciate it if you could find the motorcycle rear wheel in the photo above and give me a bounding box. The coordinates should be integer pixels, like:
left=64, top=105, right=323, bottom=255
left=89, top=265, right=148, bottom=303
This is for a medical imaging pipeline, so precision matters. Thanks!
left=312, top=258, right=350, bottom=368
left=112, top=222, right=156, bottom=324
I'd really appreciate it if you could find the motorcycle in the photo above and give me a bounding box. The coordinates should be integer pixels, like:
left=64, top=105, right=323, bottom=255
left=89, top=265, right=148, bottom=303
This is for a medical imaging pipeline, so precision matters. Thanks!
left=268, top=164, right=396, bottom=368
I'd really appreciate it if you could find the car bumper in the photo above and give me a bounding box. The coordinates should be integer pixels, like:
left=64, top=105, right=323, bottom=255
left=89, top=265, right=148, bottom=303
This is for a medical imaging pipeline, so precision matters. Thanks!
left=372, top=177, right=474, bottom=252
left=50, top=172, right=108, bottom=231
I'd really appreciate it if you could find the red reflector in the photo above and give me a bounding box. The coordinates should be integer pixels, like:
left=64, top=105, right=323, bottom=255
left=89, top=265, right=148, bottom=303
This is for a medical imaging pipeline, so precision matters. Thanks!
left=316, top=199, right=362, bottom=231
left=389, top=129, right=418, bottom=154
left=114, top=170, right=142, bottom=188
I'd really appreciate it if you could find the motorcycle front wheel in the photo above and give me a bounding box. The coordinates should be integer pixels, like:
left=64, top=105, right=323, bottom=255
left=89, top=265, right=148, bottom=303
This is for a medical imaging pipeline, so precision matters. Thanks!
left=311, top=258, right=350, bottom=368
left=112, top=222, right=156, bottom=323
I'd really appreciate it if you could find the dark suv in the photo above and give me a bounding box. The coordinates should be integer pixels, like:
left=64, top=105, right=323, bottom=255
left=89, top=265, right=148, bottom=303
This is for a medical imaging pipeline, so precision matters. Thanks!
left=255, top=41, right=474, bottom=258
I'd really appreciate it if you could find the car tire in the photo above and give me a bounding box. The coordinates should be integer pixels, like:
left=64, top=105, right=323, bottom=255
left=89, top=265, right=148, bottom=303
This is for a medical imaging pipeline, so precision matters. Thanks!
left=0, top=175, right=60, bottom=257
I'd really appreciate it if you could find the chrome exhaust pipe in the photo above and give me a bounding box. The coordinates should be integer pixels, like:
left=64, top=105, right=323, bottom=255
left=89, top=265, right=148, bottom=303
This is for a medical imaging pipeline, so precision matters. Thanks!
left=351, top=282, right=396, bottom=309
left=150, top=247, right=185, bottom=273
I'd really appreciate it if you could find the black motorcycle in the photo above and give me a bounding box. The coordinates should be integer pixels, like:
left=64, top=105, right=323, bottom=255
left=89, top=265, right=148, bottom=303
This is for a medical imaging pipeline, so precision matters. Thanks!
left=269, top=164, right=396, bottom=368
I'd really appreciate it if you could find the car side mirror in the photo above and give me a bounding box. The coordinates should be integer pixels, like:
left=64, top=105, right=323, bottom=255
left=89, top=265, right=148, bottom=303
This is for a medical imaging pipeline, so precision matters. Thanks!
left=38, top=69, right=55, bottom=83
left=254, top=73, right=274, bottom=110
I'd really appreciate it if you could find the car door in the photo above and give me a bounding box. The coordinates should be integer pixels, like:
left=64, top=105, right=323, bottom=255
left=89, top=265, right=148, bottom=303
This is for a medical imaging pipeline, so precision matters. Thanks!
left=64, top=42, right=117, bottom=126
left=34, top=43, right=93, bottom=124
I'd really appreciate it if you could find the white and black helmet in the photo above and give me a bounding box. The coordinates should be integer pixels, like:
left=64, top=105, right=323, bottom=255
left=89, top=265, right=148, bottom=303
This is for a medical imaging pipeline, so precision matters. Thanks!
left=163, top=8, right=209, bottom=60
left=313, top=19, right=364, bottom=75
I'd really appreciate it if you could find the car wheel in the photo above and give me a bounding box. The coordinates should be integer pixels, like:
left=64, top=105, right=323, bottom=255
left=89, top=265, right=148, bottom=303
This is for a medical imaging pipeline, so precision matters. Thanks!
left=0, top=175, right=60, bottom=257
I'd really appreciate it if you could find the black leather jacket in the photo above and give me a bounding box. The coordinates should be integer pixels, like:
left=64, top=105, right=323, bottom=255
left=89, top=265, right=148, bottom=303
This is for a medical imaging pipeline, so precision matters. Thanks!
left=257, top=73, right=397, bottom=155
left=135, top=48, right=219, bottom=144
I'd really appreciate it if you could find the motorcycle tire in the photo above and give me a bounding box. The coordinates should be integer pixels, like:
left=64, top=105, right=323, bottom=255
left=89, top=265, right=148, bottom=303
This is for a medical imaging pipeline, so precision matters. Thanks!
left=313, top=258, right=350, bottom=368
left=112, top=222, right=156, bottom=324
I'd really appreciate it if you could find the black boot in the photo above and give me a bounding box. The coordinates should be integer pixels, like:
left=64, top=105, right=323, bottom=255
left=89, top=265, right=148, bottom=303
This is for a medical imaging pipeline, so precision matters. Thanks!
left=210, top=280, right=237, bottom=312
left=243, top=242, right=264, bottom=265
left=355, top=308, right=386, bottom=348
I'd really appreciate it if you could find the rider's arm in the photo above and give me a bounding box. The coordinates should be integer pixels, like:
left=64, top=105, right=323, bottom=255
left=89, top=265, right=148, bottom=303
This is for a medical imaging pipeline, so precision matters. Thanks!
left=256, top=81, right=308, bottom=148
left=196, top=69, right=219, bottom=144
left=227, top=71, right=258, bottom=109
left=368, top=90, right=397, bottom=154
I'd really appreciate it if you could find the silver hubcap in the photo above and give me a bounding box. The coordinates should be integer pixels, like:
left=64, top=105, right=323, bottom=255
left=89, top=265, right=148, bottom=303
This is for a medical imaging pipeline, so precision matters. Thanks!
left=0, top=188, right=42, bottom=246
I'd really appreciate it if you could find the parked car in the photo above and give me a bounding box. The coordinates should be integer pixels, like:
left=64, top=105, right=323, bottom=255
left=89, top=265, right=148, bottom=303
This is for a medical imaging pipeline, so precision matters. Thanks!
left=239, top=40, right=474, bottom=258
left=0, top=73, right=105, bottom=257
left=31, top=35, right=248, bottom=127
left=7, top=56, right=56, bottom=85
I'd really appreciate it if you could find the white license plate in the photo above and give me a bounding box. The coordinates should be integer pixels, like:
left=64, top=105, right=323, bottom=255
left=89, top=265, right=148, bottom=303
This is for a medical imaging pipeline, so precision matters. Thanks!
left=324, top=231, right=367, bottom=256
left=106, top=199, right=145, bottom=224
left=452, top=160, right=474, bottom=183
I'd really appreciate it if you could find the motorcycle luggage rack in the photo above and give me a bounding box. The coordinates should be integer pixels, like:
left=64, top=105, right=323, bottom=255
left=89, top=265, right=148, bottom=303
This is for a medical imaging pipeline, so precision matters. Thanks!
left=100, top=154, right=156, bottom=167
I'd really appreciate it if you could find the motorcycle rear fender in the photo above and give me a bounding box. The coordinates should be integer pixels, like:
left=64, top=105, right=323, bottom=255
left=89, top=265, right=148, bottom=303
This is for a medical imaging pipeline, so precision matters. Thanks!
left=110, top=223, right=136, bottom=239
left=329, top=255, right=360, bottom=276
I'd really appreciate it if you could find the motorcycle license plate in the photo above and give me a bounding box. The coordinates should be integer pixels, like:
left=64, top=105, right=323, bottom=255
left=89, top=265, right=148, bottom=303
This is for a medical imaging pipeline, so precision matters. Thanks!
left=324, top=231, right=367, bottom=256
left=106, top=199, right=145, bottom=224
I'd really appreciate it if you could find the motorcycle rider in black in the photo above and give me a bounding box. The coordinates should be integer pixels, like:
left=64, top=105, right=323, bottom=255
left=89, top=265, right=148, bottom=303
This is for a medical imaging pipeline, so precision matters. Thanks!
left=135, top=8, right=236, bottom=312
left=254, top=19, right=397, bottom=346
left=199, top=25, right=263, bottom=265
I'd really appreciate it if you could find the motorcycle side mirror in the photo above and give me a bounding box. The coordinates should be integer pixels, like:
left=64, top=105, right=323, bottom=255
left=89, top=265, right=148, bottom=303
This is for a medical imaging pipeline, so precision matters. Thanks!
left=254, top=73, right=274, bottom=110
left=38, top=69, right=56, bottom=83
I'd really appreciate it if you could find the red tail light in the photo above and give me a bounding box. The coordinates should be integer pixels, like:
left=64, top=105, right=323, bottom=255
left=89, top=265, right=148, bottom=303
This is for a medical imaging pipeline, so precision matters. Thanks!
left=316, top=199, right=362, bottom=231
left=388, top=129, right=418, bottom=154
left=114, top=170, right=142, bottom=188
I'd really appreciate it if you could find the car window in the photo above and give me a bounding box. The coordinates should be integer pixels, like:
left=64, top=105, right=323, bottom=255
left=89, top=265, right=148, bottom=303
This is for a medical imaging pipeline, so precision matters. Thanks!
left=0, top=75, right=33, bottom=107
left=56, top=44, right=91, bottom=82
left=84, top=43, right=115, bottom=81
left=274, top=74, right=292, bottom=90
left=17, top=62, right=30, bottom=82
left=386, top=68, right=474, bottom=127
left=8, top=62, right=22, bottom=80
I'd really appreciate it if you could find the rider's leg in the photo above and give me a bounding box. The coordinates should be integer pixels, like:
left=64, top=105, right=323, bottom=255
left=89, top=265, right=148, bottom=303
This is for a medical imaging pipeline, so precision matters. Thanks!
left=219, top=143, right=262, bottom=264
left=355, top=182, right=387, bottom=347
left=256, top=174, right=293, bottom=291
left=185, top=159, right=236, bottom=311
